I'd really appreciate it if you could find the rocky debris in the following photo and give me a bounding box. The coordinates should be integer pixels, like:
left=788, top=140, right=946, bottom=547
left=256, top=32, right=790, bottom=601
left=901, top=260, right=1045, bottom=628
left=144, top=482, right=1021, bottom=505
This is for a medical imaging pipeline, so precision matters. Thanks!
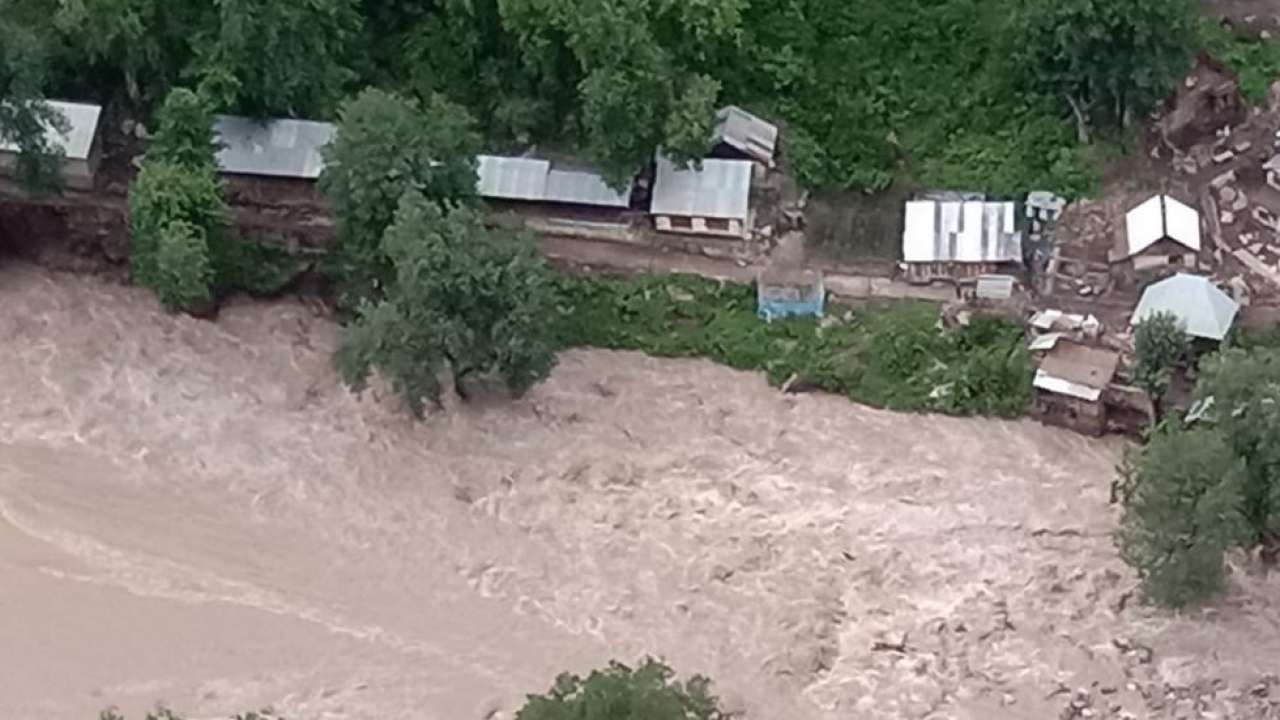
left=1211, top=169, right=1237, bottom=189
left=1161, top=54, right=1245, bottom=150
left=1221, top=186, right=1238, bottom=204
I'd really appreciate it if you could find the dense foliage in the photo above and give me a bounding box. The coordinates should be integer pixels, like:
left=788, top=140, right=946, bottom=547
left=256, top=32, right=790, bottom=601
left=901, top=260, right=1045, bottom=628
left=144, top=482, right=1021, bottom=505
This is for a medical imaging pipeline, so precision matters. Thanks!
left=128, top=90, right=227, bottom=311
left=555, top=274, right=1032, bottom=417
left=1195, top=348, right=1280, bottom=543
left=4, top=0, right=1240, bottom=196
left=319, top=88, right=481, bottom=310
left=1116, top=425, right=1249, bottom=608
left=1117, top=346, right=1280, bottom=606
left=1132, top=311, right=1190, bottom=413
left=517, top=659, right=725, bottom=720
left=336, top=190, right=559, bottom=418
left=1008, top=0, right=1198, bottom=140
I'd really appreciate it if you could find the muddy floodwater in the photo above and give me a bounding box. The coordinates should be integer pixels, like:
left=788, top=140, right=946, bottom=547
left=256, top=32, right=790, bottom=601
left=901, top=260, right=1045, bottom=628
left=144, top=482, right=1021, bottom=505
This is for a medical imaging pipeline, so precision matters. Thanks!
left=2, top=263, right=1279, bottom=720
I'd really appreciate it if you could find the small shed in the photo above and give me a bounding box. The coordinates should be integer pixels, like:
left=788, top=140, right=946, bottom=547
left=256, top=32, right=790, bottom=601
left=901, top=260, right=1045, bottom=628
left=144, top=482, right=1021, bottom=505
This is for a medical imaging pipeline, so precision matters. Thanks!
left=901, top=199, right=1023, bottom=282
left=1120, top=194, right=1201, bottom=272
left=650, top=154, right=753, bottom=239
left=1130, top=272, right=1239, bottom=341
left=711, top=105, right=778, bottom=167
left=212, top=115, right=336, bottom=180
left=757, top=268, right=825, bottom=321
left=0, top=99, right=104, bottom=190
left=1031, top=341, right=1121, bottom=437
left=475, top=154, right=631, bottom=208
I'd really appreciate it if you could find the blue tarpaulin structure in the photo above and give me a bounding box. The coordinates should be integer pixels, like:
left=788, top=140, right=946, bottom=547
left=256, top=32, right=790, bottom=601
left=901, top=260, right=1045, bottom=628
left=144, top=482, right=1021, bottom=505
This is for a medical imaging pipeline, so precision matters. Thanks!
left=757, top=269, right=825, bottom=321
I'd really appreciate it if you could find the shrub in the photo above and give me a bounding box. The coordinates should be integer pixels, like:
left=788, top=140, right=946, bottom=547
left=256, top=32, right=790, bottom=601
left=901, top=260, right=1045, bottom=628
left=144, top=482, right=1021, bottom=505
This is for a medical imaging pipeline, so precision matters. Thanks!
left=151, top=220, right=214, bottom=311
left=517, top=659, right=725, bottom=720
left=1116, top=425, right=1249, bottom=607
left=128, top=160, right=227, bottom=311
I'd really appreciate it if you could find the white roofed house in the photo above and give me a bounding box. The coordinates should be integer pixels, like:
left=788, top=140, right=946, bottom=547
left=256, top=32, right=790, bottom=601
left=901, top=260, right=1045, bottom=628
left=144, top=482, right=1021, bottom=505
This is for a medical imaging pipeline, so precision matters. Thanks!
left=1117, top=194, right=1202, bottom=273
left=211, top=115, right=336, bottom=206
left=900, top=198, right=1024, bottom=283
left=650, top=154, right=753, bottom=239
left=1130, top=272, right=1239, bottom=341
left=474, top=154, right=633, bottom=220
left=0, top=100, right=104, bottom=191
left=711, top=106, right=778, bottom=167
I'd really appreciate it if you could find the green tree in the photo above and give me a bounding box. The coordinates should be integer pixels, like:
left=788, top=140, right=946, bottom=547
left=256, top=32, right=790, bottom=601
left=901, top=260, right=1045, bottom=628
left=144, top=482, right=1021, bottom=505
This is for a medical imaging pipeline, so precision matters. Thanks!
left=146, top=88, right=219, bottom=170
left=516, top=659, right=726, bottom=720
left=319, top=88, right=481, bottom=310
left=193, top=0, right=362, bottom=118
left=336, top=190, right=558, bottom=418
left=0, top=7, right=67, bottom=192
left=1133, top=311, right=1189, bottom=417
left=499, top=0, right=742, bottom=186
left=128, top=160, right=227, bottom=310
left=1195, top=347, right=1280, bottom=544
left=151, top=219, right=215, bottom=311
left=1008, top=0, right=1197, bottom=140
left=53, top=0, right=213, bottom=107
left=1116, top=425, right=1249, bottom=608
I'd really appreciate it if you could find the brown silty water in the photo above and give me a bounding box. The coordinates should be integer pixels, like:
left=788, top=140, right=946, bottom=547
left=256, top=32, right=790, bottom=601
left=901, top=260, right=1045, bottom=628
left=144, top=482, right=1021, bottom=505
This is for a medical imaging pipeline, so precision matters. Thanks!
left=1, top=263, right=1279, bottom=720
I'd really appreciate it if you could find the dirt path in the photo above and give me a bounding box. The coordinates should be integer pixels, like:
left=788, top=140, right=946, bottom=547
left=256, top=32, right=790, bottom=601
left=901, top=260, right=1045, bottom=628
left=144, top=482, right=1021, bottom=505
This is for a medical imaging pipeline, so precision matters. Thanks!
left=2, top=264, right=1279, bottom=720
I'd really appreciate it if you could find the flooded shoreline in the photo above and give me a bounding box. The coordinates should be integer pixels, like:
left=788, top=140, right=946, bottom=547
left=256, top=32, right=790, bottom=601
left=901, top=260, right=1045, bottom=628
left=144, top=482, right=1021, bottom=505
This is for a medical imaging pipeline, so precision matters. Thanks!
left=2, top=263, right=1279, bottom=719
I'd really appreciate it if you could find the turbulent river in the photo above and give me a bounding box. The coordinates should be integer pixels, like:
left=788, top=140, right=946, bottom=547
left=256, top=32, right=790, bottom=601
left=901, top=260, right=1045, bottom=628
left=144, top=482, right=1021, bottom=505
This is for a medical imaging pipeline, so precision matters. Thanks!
left=2, top=263, right=1279, bottom=720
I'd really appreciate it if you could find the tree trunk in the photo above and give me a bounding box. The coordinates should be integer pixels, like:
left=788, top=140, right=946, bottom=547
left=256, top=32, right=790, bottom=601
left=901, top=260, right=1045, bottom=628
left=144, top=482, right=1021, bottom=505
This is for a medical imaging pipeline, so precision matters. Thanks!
left=1066, top=94, right=1091, bottom=144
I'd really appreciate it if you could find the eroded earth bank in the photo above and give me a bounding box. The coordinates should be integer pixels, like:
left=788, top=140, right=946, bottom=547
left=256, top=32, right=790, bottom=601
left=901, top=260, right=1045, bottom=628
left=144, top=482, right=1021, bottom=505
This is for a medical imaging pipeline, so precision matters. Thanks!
left=2, top=264, right=1279, bottom=720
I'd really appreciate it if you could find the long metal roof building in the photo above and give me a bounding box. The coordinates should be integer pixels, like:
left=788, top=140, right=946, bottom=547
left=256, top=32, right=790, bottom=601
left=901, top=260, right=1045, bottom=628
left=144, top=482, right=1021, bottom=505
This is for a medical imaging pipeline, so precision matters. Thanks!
left=476, top=154, right=632, bottom=208
left=0, top=99, right=102, bottom=160
left=212, top=115, right=336, bottom=180
left=902, top=199, right=1023, bottom=264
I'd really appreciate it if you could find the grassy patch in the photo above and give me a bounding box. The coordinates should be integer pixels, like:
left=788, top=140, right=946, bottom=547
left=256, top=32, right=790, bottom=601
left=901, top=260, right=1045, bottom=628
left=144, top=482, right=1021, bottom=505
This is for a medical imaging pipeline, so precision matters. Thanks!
left=1201, top=22, right=1280, bottom=103
left=555, top=274, right=1032, bottom=417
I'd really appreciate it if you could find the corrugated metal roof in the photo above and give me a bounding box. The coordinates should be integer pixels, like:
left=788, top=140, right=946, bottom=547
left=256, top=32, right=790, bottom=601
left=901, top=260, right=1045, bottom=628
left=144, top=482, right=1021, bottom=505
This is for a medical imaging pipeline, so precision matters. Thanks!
left=1033, top=342, right=1120, bottom=401
left=1130, top=273, right=1239, bottom=340
left=902, top=199, right=1022, bottom=264
left=651, top=154, right=752, bottom=220
left=476, top=155, right=549, bottom=201
left=713, top=105, right=778, bottom=165
left=1125, top=194, right=1201, bottom=256
left=212, top=115, right=336, bottom=179
left=475, top=156, right=632, bottom=208
left=544, top=168, right=631, bottom=207
left=0, top=99, right=102, bottom=160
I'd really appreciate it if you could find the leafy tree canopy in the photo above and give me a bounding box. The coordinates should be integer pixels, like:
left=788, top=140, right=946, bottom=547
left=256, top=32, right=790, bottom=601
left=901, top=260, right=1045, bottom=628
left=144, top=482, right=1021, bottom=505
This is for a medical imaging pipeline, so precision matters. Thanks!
left=319, top=88, right=481, bottom=309
left=1116, top=425, right=1249, bottom=608
left=516, top=659, right=726, bottom=720
left=1195, top=347, right=1280, bottom=542
left=1007, top=0, right=1197, bottom=138
left=1132, top=311, right=1189, bottom=409
left=498, top=0, right=742, bottom=186
left=336, top=189, right=559, bottom=418
left=193, top=0, right=362, bottom=118
left=146, top=87, right=220, bottom=170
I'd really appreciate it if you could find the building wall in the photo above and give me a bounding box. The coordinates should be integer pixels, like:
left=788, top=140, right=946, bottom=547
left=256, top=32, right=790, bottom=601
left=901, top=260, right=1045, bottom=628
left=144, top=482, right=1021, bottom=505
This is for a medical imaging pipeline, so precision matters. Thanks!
left=1031, top=390, right=1106, bottom=437
left=654, top=214, right=746, bottom=239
